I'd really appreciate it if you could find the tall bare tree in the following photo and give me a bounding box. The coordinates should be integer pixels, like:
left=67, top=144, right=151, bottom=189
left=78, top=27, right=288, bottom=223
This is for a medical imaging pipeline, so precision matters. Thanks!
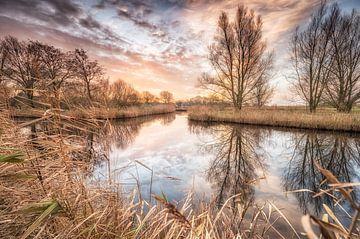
left=1, top=37, right=43, bottom=107
left=290, top=1, right=334, bottom=112
left=199, top=5, right=273, bottom=109
left=324, top=5, right=360, bottom=112
left=73, top=49, right=104, bottom=102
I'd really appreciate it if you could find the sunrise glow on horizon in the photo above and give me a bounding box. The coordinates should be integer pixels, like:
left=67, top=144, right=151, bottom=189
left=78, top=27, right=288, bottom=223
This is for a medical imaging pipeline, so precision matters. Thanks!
left=1, top=0, right=359, bottom=103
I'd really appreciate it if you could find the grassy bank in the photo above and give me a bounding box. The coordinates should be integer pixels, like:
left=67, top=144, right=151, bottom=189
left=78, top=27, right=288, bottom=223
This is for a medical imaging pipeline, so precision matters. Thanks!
left=0, top=110, right=299, bottom=239
left=1, top=109, right=359, bottom=238
left=188, top=106, right=360, bottom=132
left=9, top=104, right=176, bottom=119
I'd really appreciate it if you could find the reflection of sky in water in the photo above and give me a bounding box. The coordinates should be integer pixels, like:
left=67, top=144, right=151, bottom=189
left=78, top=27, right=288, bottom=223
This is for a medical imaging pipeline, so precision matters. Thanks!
left=109, top=114, right=214, bottom=202
left=92, top=113, right=360, bottom=232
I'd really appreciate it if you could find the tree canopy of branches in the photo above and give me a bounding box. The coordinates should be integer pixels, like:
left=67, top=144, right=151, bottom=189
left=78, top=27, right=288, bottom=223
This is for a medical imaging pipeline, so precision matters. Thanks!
left=142, top=91, right=156, bottom=104
left=37, top=43, right=75, bottom=107
left=159, top=91, right=173, bottom=103
left=199, top=5, right=273, bottom=109
left=0, top=36, right=171, bottom=110
left=290, top=2, right=336, bottom=112
left=323, top=5, right=360, bottom=112
left=109, top=79, right=140, bottom=106
left=291, top=1, right=360, bottom=112
left=1, top=37, right=43, bottom=107
left=73, top=49, right=104, bottom=102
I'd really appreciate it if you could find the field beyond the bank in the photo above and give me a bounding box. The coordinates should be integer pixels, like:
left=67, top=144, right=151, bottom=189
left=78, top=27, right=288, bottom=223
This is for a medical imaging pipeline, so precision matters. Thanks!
left=188, top=106, right=360, bottom=132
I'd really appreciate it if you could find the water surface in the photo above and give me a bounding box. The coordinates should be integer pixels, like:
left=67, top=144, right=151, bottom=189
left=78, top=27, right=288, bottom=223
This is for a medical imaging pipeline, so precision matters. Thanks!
left=20, top=113, right=360, bottom=236
left=91, top=113, right=360, bottom=232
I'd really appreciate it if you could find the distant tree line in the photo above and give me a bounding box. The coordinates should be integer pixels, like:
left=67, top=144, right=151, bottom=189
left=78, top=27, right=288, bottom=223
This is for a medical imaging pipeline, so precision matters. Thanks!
left=176, top=95, right=230, bottom=107
left=0, top=36, right=174, bottom=109
left=201, top=1, right=360, bottom=113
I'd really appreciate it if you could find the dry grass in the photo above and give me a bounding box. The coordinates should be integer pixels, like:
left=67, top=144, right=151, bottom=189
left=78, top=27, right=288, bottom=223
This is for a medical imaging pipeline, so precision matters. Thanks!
left=9, top=104, right=176, bottom=119
left=0, top=109, right=299, bottom=239
left=301, top=165, right=360, bottom=239
left=188, top=106, right=360, bottom=132
left=1, top=107, right=359, bottom=238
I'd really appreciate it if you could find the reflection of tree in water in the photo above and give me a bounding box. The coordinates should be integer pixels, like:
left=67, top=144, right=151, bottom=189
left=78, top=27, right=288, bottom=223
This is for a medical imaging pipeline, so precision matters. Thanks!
left=100, top=113, right=176, bottom=150
left=283, top=132, right=360, bottom=215
left=189, top=121, right=267, bottom=209
left=20, top=113, right=176, bottom=166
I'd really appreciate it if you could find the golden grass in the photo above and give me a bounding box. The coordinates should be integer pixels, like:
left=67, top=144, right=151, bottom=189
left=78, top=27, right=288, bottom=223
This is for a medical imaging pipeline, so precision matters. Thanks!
left=0, top=109, right=300, bottom=239
left=1, top=108, right=359, bottom=238
left=188, top=106, right=360, bottom=132
left=68, top=104, right=176, bottom=119
left=9, top=104, right=176, bottom=119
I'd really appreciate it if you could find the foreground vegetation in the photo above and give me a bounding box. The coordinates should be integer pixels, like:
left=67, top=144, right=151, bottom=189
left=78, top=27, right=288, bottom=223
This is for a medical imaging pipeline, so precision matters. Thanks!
left=188, top=106, right=360, bottom=132
left=0, top=110, right=296, bottom=238
left=0, top=109, right=359, bottom=238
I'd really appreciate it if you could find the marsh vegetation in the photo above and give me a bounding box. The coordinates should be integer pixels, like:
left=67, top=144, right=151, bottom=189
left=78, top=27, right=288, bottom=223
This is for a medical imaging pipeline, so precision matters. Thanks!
left=0, top=1, right=360, bottom=239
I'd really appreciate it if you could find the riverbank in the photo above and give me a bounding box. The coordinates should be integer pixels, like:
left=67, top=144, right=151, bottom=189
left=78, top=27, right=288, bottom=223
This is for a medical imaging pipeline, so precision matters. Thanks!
left=188, top=106, right=360, bottom=132
left=9, top=104, right=176, bottom=120
left=0, top=111, right=299, bottom=239
left=1, top=109, right=359, bottom=238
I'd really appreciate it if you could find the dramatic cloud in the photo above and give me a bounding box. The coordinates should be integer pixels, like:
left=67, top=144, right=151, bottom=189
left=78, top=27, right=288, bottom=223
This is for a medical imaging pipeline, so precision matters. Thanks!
left=0, top=0, right=359, bottom=102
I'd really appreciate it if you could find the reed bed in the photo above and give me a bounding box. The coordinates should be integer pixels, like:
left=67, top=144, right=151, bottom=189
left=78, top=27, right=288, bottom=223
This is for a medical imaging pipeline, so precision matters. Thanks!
left=68, top=104, right=176, bottom=119
left=0, top=109, right=359, bottom=238
left=0, top=110, right=293, bottom=238
left=9, top=104, right=176, bottom=120
left=188, top=106, right=360, bottom=132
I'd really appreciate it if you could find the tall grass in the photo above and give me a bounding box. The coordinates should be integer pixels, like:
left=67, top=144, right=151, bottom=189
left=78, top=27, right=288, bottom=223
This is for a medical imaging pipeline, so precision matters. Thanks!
left=0, top=107, right=359, bottom=238
left=9, top=104, right=176, bottom=119
left=188, top=106, right=360, bottom=132
left=0, top=109, right=301, bottom=238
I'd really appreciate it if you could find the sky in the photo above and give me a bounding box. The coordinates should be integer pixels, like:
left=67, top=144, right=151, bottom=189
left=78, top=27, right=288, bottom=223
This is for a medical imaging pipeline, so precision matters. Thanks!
left=0, top=0, right=359, bottom=103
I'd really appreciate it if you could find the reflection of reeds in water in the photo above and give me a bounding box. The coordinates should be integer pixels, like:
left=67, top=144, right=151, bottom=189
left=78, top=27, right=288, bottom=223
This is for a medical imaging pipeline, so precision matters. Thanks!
left=283, top=132, right=360, bottom=216
left=1, top=109, right=359, bottom=238
left=301, top=166, right=360, bottom=239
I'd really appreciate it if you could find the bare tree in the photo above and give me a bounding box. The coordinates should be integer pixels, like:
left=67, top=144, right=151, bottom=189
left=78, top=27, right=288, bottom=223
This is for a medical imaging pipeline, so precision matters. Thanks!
left=159, top=90, right=173, bottom=103
left=253, top=76, right=274, bottom=107
left=199, top=5, right=273, bottom=109
left=1, top=37, right=43, bottom=107
left=109, top=79, right=140, bottom=106
left=142, top=91, right=155, bottom=104
left=73, top=49, right=104, bottom=102
left=324, top=5, right=360, bottom=112
left=290, top=1, right=334, bottom=112
left=37, top=43, right=75, bottom=108
left=252, top=54, right=274, bottom=107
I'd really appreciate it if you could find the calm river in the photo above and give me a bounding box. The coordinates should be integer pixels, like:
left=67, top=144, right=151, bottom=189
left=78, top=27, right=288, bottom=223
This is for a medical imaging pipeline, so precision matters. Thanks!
left=90, top=112, right=360, bottom=234
left=20, top=112, right=360, bottom=236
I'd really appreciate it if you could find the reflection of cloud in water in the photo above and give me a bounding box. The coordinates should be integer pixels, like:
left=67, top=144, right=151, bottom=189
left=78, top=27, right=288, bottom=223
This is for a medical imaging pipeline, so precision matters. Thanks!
left=92, top=113, right=360, bottom=233
left=108, top=114, right=214, bottom=202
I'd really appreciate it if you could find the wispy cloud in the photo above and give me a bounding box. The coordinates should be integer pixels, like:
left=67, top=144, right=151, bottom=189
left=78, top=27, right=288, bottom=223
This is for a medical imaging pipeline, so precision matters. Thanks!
left=0, top=0, right=359, bottom=101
